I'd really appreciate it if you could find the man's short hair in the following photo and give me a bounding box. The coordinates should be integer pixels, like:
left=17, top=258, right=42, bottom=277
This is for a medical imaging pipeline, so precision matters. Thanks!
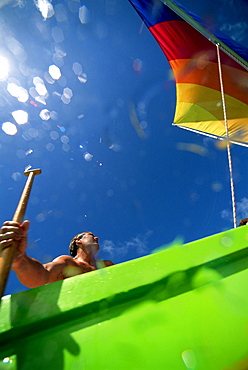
left=69, top=232, right=87, bottom=257
left=239, top=218, right=248, bottom=226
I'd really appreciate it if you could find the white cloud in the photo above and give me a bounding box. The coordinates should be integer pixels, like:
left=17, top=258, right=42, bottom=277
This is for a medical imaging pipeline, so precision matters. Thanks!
left=220, top=22, right=248, bottom=43
left=102, top=230, right=153, bottom=260
left=236, top=197, right=248, bottom=219
left=101, top=240, right=115, bottom=255
left=221, top=197, right=248, bottom=223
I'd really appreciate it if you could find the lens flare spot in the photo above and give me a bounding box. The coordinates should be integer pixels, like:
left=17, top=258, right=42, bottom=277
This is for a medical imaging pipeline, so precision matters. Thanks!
left=84, top=152, right=93, bottom=161
left=211, top=182, right=223, bottom=192
left=57, top=125, right=65, bottom=132
left=7, top=82, right=29, bottom=102
left=39, top=109, right=50, bottom=121
left=2, top=121, right=17, bottom=135
left=176, top=142, right=207, bottom=156
left=12, top=172, right=22, bottom=181
left=63, top=87, right=73, bottom=99
left=221, top=236, right=233, bottom=248
left=62, top=143, right=70, bottom=152
left=12, top=110, right=28, bottom=125
left=133, top=58, right=142, bottom=73
left=79, top=5, right=91, bottom=24
left=78, top=73, right=87, bottom=83
left=61, top=135, right=69, bottom=144
left=48, top=64, right=61, bottom=80
left=182, top=350, right=197, bottom=369
left=72, top=62, right=82, bottom=76
left=46, top=143, right=55, bottom=152
left=50, top=131, right=59, bottom=140
left=35, top=0, right=55, bottom=19
left=2, top=357, right=13, bottom=364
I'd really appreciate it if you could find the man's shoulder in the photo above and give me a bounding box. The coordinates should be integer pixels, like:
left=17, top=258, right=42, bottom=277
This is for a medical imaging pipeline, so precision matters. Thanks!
left=51, top=255, right=75, bottom=264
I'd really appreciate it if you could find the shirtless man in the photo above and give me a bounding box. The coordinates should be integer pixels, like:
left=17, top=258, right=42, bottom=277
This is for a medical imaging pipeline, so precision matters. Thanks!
left=0, top=220, right=114, bottom=288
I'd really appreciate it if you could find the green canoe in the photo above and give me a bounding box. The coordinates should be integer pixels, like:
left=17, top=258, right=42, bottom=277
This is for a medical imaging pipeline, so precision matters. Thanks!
left=0, top=226, right=248, bottom=369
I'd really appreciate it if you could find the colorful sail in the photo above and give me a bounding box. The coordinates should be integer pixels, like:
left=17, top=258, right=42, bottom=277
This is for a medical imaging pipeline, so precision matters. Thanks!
left=129, top=0, right=248, bottom=144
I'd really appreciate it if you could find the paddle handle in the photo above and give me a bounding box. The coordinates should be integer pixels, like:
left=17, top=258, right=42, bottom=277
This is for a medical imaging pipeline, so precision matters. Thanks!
left=0, top=169, right=41, bottom=299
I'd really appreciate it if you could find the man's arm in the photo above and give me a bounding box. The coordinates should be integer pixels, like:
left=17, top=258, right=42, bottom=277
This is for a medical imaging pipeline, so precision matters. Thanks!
left=13, top=254, right=82, bottom=288
left=0, top=221, right=70, bottom=288
left=12, top=253, right=52, bottom=288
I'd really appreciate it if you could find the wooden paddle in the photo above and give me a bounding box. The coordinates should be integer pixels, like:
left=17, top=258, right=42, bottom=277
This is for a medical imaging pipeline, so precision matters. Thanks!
left=0, top=169, right=41, bottom=299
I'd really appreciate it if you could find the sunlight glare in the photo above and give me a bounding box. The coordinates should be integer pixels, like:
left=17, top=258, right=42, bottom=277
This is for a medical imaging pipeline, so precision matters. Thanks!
left=0, top=56, right=9, bottom=81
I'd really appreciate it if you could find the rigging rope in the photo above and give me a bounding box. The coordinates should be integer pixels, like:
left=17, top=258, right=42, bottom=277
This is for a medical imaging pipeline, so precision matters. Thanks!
left=216, top=43, right=237, bottom=228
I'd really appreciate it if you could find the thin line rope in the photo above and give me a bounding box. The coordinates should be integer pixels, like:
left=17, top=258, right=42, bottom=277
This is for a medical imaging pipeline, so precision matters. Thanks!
left=216, top=43, right=237, bottom=228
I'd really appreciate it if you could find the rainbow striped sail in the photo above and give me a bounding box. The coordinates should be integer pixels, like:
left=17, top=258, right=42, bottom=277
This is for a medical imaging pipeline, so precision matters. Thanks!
left=129, top=0, right=248, bottom=145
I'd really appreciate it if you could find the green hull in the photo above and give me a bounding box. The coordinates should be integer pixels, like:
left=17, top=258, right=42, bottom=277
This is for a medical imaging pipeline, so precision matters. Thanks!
left=1, top=227, right=248, bottom=369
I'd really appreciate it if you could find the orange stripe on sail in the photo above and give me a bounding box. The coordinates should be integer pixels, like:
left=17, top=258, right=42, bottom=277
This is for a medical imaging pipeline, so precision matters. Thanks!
left=169, top=59, right=248, bottom=105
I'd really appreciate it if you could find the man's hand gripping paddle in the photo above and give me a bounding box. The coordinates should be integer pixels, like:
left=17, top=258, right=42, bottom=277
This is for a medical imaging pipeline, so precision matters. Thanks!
left=0, top=169, right=41, bottom=299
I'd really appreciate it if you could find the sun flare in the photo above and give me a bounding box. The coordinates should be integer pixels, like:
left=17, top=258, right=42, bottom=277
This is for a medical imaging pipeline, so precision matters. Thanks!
left=0, top=56, right=9, bottom=81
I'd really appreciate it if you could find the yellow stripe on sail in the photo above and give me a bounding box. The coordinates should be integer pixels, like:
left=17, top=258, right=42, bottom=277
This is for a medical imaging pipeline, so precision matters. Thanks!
left=173, top=83, right=248, bottom=142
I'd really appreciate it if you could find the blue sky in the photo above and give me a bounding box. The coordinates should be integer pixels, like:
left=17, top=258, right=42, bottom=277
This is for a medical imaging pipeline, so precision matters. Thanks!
left=1, top=0, right=248, bottom=295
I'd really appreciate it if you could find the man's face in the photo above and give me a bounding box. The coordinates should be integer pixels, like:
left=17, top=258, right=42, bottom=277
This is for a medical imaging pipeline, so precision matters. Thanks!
left=76, top=232, right=99, bottom=254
